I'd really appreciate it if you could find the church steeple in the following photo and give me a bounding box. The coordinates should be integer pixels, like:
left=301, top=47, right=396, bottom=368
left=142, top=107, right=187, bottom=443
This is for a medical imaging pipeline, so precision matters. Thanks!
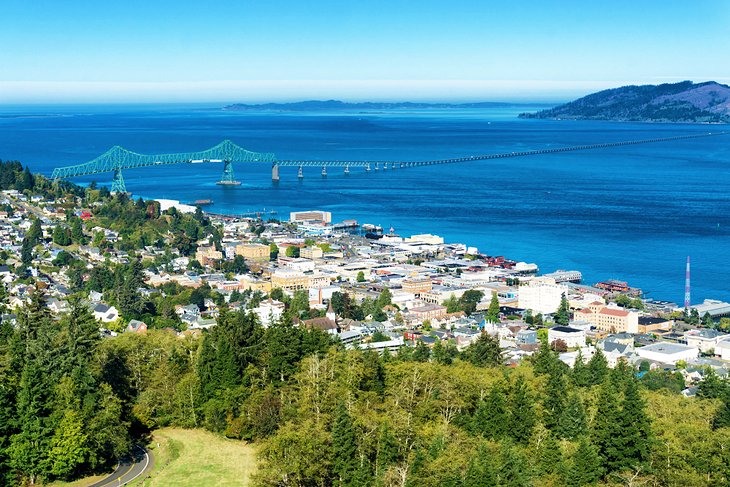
left=326, top=301, right=336, bottom=322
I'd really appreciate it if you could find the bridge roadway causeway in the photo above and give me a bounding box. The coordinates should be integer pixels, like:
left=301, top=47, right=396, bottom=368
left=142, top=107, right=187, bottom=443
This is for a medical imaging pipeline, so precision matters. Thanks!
left=276, top=130, right=729, bottom=167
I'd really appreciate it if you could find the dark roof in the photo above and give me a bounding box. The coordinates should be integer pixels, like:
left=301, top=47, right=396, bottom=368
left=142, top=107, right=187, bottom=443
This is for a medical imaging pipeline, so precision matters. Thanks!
left=552, top=326, right=582, bottom=333
left=639, top=316, right=670, bottom=325
left=93, top=303, right=110, bottom=313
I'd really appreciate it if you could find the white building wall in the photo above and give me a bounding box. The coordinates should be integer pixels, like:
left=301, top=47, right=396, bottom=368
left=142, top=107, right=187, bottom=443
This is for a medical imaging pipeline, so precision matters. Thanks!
left=518, top=278, right=568, bottom=314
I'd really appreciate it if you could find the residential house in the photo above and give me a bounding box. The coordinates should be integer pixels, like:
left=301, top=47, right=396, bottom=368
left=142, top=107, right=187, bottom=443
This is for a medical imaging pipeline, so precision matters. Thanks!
left=127, top=319, right=148, bottom=333
left=93, top=303, right=119, bottom=323
left=684, top=329, right=729, bottom=354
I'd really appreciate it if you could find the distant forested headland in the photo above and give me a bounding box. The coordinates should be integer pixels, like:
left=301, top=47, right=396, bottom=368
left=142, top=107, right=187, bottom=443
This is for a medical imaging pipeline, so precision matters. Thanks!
left=520, top=81, right=730, bottom=123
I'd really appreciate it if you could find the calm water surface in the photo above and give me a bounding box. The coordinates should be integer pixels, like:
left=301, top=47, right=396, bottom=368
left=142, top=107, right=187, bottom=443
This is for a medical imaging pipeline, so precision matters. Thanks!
left=0, top=104, right=728, bottom=303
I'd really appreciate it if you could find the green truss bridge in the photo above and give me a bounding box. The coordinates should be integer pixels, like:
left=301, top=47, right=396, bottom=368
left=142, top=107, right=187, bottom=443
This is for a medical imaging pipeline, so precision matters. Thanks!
left=51, top=132, right=730, bottom=192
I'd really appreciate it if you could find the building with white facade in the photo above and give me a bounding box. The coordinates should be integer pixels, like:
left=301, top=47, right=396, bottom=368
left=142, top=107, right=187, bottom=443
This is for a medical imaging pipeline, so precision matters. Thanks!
left=548, top=326, right=586, bottom=348
left=517, top=277, right=568, bottom=314
left=636, top=342, right=699, bottom=365
left=252, top=299, right=285, bottom=327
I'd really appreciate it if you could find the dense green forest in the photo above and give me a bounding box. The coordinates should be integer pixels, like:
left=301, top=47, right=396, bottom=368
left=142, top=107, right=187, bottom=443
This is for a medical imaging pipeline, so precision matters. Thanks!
left=1, top=291, right=729, bottom=485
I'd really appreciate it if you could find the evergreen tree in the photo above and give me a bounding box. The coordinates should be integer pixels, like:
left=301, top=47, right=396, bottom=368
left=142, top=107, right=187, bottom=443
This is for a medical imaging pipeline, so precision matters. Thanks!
left=332, top=402, right=359, bottom=487
left=463, top=332, right=502, bottom=367
left=486, top=292, right=500, bottom=322
left=713, top=390, right=730, bottom=430
left=26, top=218, right=42, bottom=245
left=591, top=380, right=622, bottom=474
left=472, top=383, right=510, bottom=440
left=543, top=371, right=567, bottom=430
left=697, top=369, right=729, bottom=399
left=554, top=293, right=570, bottom=326
left=509, top=375, right=536, bottom=444
left=464, top=442, right=497, bottom=487
left=587, top=348, right=609, bottom=385
left=20, top=236, right=33, bottom=266
left=360, top=350, right=385, bottom=395
left=265, top=318, right=302, bottom=384
left=538, top=432, right=564, bottom=476
left=497, top=442, right=532, bottom=487
left=533, top=339, right=559, bottom=375
left=375, top=421, right=399, bottom=478
left=566, top=437, right=602, bottom=486
left=571, top=349, right=591, bottom=387
left=412, top=341, right=430, bottom=362
left=613, top=378, right=651, bottom=471
left=556, top=392, right=587, bottom=439
left=52, top=225, right=72, bottom=246
left=70, top=218, right=87, bottom=245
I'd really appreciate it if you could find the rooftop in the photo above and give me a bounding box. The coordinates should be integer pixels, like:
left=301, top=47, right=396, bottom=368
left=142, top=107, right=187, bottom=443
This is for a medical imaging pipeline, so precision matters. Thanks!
left=639, top=342, right=696, bottom=355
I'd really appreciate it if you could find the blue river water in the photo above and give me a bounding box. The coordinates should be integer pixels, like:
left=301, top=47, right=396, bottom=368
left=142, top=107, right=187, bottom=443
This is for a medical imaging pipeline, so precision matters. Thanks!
left=0, top=103, right=728, bottom=304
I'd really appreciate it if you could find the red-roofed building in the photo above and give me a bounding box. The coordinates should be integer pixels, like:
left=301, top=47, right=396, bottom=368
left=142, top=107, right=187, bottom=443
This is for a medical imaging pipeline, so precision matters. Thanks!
left=576, top=303, right=639, bottom=334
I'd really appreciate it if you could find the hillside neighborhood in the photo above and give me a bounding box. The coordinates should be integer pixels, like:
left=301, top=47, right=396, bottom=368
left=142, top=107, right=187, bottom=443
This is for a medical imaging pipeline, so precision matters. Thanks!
left=4, top=184, right=730, bottom=397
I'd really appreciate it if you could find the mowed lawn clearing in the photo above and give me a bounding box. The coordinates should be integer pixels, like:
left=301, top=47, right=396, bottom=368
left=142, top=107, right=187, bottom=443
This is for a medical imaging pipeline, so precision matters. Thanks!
left=138, top=428, right=257, bottom=487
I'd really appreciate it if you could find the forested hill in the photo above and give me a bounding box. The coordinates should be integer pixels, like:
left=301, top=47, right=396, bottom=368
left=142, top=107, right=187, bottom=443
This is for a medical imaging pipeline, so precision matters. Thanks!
left=520, top=81, right=730, bottom=122
left=223, top=100, right=518, bottom=111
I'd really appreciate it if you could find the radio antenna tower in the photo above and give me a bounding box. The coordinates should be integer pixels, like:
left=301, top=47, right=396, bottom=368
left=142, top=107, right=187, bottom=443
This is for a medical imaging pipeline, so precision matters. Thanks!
left=684, top=256, right=691, bottom=309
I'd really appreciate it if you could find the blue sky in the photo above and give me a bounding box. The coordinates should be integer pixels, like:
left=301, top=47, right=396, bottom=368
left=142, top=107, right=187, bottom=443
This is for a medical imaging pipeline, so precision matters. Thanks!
left=1, top=0, right=728, bottom=102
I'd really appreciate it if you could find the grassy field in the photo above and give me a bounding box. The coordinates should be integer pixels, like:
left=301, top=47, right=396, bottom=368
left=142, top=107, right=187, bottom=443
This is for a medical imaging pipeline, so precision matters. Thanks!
left=135, top=428, right=257, bottom=487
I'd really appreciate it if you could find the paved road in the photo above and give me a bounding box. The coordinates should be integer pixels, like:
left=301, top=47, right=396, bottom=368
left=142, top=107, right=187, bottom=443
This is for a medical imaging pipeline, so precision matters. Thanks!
left=88, top=445, right=153, bottom=487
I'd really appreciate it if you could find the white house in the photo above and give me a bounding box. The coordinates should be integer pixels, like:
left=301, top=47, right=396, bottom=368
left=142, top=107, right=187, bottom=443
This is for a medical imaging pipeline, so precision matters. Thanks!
left=252, top=298, right=285, bottom=327
left=684, top=329, right=729, bottom=354
left=548, top=326, right=586, bottom=348
left=93, top=303, right=120, bottom=323
left=636, top=342, right=699, bottom=365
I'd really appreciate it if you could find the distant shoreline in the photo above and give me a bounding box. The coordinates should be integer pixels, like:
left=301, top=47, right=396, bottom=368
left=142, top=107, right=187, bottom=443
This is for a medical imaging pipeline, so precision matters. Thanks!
left=223, top=100, right=549, bottom=112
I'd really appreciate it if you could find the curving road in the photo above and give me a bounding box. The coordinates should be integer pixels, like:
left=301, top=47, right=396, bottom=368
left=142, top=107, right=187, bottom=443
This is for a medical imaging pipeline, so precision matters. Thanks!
left=88, top=445, right=153, bottom=487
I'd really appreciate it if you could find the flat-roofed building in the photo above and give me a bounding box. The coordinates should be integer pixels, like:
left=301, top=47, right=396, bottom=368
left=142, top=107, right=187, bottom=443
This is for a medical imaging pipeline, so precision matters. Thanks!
left=271, top=270, right=329, bottom=292
left=407, top=303, right=447, bottom=323
left=636, top=342, right=699, bottom=365
left=548, top=326, right=586, bottom=348
left=517, top=277, right=568, bottom=314
left=300, top=246, right=324, bottom=259
left=235, top=243, right=270, bottom=262
left=690, top=299, right=730, bottom=318
left=195, top=246, right=223, bottom=266
left=290, top=210, right=332, bottom=223
left=637, top=316, right=672, bottom=334
left=402, top=276, right=432, bottom=295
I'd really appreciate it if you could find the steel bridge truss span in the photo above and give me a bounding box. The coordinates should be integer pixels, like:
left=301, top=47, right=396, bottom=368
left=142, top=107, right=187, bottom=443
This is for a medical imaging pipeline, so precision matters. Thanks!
left=50, top=140, right=276, bottom=179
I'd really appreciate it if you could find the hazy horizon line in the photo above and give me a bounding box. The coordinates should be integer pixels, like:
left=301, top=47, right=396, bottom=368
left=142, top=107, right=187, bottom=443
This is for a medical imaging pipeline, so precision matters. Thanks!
left=2, top=78, right=723, bottom=105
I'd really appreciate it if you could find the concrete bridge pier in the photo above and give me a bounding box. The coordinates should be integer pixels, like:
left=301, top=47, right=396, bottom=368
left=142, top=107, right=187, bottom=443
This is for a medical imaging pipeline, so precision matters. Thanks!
left=271, top=163, right=279, bottom=182
left=298, top=166, right=303, bottom=179
left=344, top=165, right=350, bottom=175
left=383, top=163, right=388, bottom=170
left=321, top=166, right=327, bottom=177
left=365, top=164, right=371, bottom=172
left=374, top=163, right=379, bottom=171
